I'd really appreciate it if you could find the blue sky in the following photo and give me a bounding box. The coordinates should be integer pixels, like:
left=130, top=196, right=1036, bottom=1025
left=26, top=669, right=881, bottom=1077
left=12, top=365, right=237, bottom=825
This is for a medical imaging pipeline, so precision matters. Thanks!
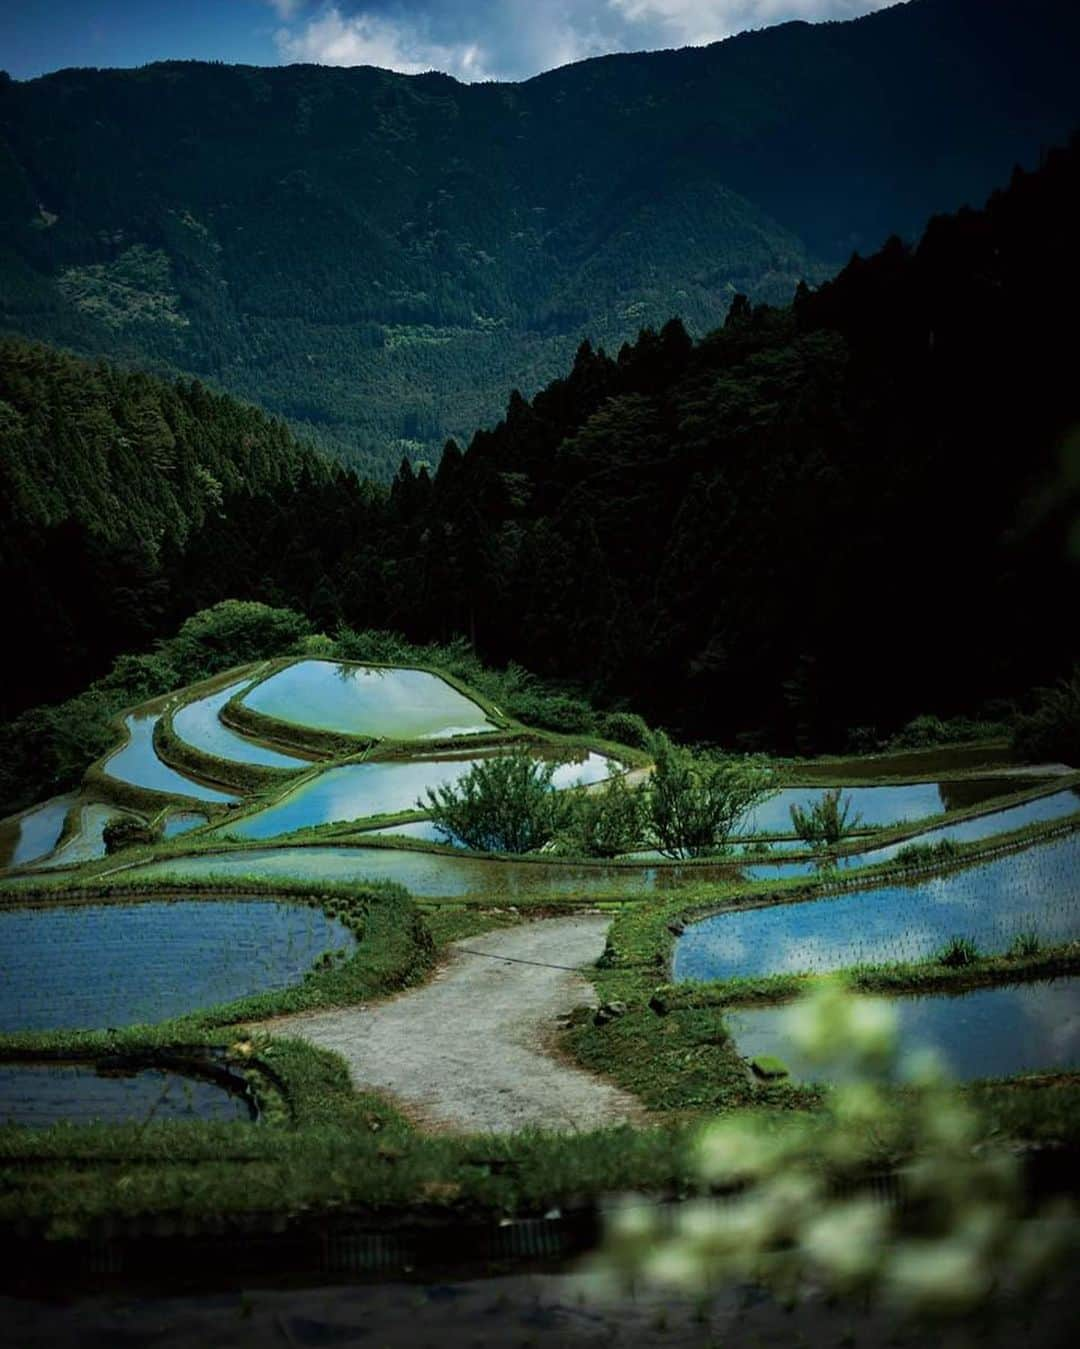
left=2, top=2, right=903, bottom=83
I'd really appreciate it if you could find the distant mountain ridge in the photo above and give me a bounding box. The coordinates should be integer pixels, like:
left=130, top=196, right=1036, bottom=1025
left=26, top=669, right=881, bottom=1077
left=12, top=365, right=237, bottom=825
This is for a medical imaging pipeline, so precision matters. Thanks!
left=1, top=0, right=1078, bottom=474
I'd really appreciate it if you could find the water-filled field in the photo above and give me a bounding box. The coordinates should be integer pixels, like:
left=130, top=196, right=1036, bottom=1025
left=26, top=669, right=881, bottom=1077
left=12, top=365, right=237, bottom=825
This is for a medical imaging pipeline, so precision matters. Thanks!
left=172, top=679, right=310, bottom=768
left=162, top=811, right=209, bottom=838
left=0, top=1061, right=252, bottom=1125
left=0, top=899, right=355, bottom=1031
left=0, top=794, right=76, bottom=869
left=104, top=714, right=239, bottom=804
left=742, top=787, right=1080, bottom=881
left=242, top=661, right=496, bottom=739
left=32, top=801, right=130, bottom=869
left=123, top=845, right=718, bottom=898
left=726, top=978, right=1080, bottom=1083
left=222, top=752, right=617, bottom=840
left=738, top=779, right=1026, bottom=837
left=674, top=829, right=1080, bottom=981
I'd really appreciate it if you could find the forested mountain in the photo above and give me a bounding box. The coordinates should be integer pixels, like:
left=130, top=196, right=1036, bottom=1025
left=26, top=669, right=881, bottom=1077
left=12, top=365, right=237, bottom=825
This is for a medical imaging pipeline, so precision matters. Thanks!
left=0, top=340, right=334, bottom=716
left=1, top=0, right=1078, bottom=475
left=4, top=138, right=1077, bottom=750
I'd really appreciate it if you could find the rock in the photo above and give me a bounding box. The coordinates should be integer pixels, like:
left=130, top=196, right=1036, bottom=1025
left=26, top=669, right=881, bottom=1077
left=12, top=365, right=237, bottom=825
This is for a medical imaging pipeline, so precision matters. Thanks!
left=593, top=1000, right=629, bottom=1026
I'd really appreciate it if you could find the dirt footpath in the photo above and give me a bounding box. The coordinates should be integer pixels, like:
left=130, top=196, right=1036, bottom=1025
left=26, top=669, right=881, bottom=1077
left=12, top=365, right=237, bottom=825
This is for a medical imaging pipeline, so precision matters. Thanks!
left=261, top=915, right=645, bottom=1134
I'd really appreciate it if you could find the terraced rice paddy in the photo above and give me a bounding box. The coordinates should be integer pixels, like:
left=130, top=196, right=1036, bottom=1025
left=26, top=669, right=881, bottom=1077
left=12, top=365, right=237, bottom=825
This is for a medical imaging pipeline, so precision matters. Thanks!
left=122, top=846, right=716, bottom=899
left=726, top=978, right=1080, bottom=1083
left=738, top=778, right=1029, bottom=837
left=162, top=811, right=209, bottom=838
left=0, top=794, right=76, bottom=869
left=674, top=829, right=1080, bottom=982
left=104, top=714, right=239, bottom=804
left=221, top=752, right=617, bottom=840
left=0, top=899, right=355, bottom=1031
left=172, top=679, right=311, bottom=768
left=241, top=660, right=496, bottom=739
left=32, top=801, right=131, bottom=870
left=0, top=1062, right=253, bottom=1125
left=742, top=787, right=1080, bottom=881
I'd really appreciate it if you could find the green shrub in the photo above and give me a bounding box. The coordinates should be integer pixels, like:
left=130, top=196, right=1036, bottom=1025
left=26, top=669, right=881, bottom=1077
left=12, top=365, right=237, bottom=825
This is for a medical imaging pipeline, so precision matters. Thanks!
left=1012, top=666, right=1080, bottom=763
left=895, top=838, right=961, bottom=868
left=1008, top=930, right=1042, bottom=958
left=169, top=600, right=312, bottom=681
left=562, top=774, right=648, bottom=858
left=888, top=713, right=1008, bottom=749
left=599, top=710, right=652, bottom=749
left=420, top=752, right=575, bottom=852
left=789, top=788, right=862, bottom=848
left=646, top=733, right=775, bottom=860
left=102, top=817, right=161, bottom=854
left=937, top=935, right=980, bottom=968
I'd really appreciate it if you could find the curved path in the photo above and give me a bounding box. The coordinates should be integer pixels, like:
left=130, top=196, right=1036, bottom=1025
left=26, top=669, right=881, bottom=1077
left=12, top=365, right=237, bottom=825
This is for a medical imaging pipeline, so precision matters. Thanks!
left=260, top=915, right=645, bottom=1134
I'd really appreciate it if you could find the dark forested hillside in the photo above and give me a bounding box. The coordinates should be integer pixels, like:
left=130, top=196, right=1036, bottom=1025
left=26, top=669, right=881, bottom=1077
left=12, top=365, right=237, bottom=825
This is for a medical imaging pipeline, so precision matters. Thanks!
left=1, top=0, right=1078, bottom=474
left=6, top=137, right=1076, bottom=750
left=0, top=339, right=336, bottom=716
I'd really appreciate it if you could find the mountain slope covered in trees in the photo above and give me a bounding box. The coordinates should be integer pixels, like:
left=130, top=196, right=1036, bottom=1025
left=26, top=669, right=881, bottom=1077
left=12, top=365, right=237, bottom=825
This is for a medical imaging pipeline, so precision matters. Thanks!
left=4, top=138, right=1077, bottom=751
left=1, top=0, right=1078, bottom=474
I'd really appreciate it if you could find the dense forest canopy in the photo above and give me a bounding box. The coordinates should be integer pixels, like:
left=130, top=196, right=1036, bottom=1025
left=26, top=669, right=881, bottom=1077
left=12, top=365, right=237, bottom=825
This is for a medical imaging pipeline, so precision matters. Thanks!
left=3, top=137, right=1078, bottom=752
left=1, top=0, right=1078, bottom=475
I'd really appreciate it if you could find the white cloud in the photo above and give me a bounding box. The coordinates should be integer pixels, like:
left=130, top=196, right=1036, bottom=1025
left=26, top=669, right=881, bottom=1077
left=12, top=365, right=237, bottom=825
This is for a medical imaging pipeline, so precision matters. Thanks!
left=273, top=2, right=902, bottom=82
left=276, top=6, right=496, bottom=80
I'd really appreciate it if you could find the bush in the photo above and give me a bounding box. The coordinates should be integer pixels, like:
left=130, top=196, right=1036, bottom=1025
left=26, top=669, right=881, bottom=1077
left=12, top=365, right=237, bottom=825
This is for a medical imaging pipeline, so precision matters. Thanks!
left=169, top=600, right=312, bottom=680
left=102, top=817, right=161, bottom=854
left=1012, top=666, right=1080, bottom=763
left=937, top=935, right=980, bottom=968
left=420, top=752, right=575, bottom=853
left=789, top=788, right=862, bottom=848
left=646, top=733, right=775, bottom=860
left=1008, top=930, right=1042, bottom=958
left=895, top=838, right=960, bottom=868
left=888, top=713, right=1008, bottom=750
left=562, top=774, right=648, bottom=858
left=599, top=710, right=652, bottom=749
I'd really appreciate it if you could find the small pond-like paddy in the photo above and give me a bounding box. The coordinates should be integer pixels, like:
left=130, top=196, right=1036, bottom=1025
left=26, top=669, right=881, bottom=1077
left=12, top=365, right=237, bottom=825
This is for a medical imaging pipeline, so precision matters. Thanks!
left=172, top=680, right=311, bottom=769
left=32, top=801, right=131, bottom=870
left=0, top=794, right=77, bottom=870
left=727, top=978, right=1079, bottom=1083
left=104, top=714, right=239, bottom=804
left=163, top=811, right=209, bottom=838
left=674, top=829, right=1080, bottom=982
left=221, top=752, right=616, bottom=841
left=0, top=1062, right=253, bottom=1126
left=0, top=900, right=355, bottom=1031
left=741, top=787, right=1080, bottom=881
left=738, top=779, right=1027, bottom=837
left=123, top=846, right=720, bottom=899
left=241, top=661, right=496, bottom=739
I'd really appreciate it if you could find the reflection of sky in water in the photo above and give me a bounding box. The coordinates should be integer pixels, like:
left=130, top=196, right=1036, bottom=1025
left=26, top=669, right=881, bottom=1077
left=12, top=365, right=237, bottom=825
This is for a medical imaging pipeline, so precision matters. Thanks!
left=32, top=802, right=127, bottom=869
left=0, top=1063, right=251, bottom=1126
left=222, top=753, right=616, bottom=840
left=104, top=714, right=238, bottom=804
left=728, top=979, right=1080, bottom=1083
left=242, top=661, right=496, bottom=739
left=122, top=845, right=704, bottom=898
left=0, top=900, right=354, bottom=1031
left=742, top=788, right=1080, bottom=881
left=675, top=830, right=1080, bottom=981
left=173, top=680, right=308, bottom=768
left=738, top=783, right=949, bottom=835
left=1, top=794, right=75, bottom=868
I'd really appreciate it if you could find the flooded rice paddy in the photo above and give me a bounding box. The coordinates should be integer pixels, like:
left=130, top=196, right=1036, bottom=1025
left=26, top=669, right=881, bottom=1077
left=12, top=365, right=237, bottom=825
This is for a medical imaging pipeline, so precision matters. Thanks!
left=172, top=680, right=310, bottom=769
left=727, top=978, right=1079, bottom=1083
left=104, top=714, right=239, bottom=804
left=0, top=1061, right=253, bottom=1126
left=221, top=752, right=616, bottom=840
left=0, top=899, right=355, bottom=1031
left=0, top=794, right=77, bottom=869
left=241, top=661, right=496, bottom=739
left=674, top=829, right=1080, bottom=982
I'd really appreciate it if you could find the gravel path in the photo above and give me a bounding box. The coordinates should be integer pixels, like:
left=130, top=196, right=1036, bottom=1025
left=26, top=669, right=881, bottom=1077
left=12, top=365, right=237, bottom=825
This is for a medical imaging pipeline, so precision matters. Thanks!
left=260, top=915, right=645, bottom=1134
